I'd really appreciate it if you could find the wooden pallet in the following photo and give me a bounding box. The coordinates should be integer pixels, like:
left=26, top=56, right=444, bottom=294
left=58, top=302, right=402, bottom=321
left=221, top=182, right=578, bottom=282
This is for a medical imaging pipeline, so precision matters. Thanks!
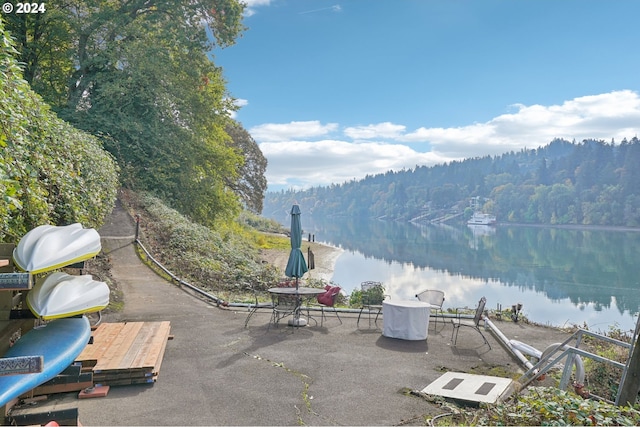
left=75, top=321, right=171, bottom=386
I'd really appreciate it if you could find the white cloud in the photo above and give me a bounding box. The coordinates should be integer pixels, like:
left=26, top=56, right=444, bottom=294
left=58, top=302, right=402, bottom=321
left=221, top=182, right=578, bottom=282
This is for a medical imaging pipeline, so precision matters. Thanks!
left=401, top=90, right=640, bottom=158
left=227, top=98, right=248, bottom=119
left=250, top=90, right=640, bottom=190
left=344, top=122, right=406, bottom=139
left=242, top=0, right=272, bottom=17
left=260, top=139, right=447, bottom=190
left=250, top=120, right=338, bottom=141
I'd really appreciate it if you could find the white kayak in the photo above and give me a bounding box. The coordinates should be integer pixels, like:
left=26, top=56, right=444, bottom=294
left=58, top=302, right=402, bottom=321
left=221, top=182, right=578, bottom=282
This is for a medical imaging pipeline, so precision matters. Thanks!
left=26, top=272, right=110, bottom=320
left=13, top=223, right=101, bottom=274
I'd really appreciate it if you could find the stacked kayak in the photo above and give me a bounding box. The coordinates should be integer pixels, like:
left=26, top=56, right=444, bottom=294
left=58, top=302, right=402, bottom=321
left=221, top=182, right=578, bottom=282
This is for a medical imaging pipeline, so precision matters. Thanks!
left=13, top=223, right=101, bottom=274
left=26, top=272, right=109, bottom=320
left=0, top=223, right=109, bottom=406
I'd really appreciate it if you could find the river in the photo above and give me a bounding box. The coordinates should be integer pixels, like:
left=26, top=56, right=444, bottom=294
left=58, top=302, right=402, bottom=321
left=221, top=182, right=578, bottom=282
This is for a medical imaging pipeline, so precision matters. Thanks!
left=293, top=216, right=640, bottom=333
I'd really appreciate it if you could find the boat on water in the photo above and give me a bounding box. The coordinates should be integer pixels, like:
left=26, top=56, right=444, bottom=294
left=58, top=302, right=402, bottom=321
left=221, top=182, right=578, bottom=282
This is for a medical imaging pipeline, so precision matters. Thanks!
left=0, top=316, right=91, bottom=407
left=13, top=223, right=101, bottom=274
left=467, top=212, right=497, bottom=225
left=26, top=272, right=110, bottom=320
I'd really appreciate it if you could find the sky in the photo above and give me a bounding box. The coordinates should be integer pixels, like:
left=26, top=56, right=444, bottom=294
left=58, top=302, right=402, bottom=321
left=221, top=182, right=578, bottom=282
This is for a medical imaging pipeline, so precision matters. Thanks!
left=214, top=0, right=640, bottom=192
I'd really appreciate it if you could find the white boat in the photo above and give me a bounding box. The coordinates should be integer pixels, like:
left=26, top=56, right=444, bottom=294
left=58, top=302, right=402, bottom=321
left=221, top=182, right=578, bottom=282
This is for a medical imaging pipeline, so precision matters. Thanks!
left=26, top=272, right=110, bottom=320
left=13, top=223, right=101, bottom=274
left=467, top=212, right=497, bottom=225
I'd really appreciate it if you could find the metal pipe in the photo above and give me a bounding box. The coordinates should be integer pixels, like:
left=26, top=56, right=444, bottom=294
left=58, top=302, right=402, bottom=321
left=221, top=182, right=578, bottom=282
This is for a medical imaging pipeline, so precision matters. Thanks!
left=484, top=316, right=534, bottom=369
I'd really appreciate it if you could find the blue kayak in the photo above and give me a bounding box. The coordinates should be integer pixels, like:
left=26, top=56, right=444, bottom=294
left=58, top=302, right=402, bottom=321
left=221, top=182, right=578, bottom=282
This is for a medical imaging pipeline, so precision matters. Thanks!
left=0, top=316, right=91, bottom=407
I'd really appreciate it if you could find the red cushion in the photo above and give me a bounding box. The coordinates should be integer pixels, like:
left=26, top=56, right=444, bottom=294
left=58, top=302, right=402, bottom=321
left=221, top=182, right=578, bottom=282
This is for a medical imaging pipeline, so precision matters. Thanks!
left=317, top=286, right=341, bottom=306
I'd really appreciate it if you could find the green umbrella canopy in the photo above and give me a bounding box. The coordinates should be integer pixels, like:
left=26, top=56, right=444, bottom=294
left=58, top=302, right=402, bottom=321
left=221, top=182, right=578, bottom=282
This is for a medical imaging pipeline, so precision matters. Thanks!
left=285, top=204, right=308, bottom=287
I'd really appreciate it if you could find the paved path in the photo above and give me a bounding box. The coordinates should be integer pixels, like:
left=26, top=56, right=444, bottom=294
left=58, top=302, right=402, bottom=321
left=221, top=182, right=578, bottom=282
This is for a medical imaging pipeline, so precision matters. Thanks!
left=74, top=200, right=572, bottom=426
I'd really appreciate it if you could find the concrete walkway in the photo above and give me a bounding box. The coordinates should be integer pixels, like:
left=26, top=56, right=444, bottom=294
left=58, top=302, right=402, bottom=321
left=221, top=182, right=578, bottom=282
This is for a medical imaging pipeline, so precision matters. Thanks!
left=73, top=200, right=572, bottom=426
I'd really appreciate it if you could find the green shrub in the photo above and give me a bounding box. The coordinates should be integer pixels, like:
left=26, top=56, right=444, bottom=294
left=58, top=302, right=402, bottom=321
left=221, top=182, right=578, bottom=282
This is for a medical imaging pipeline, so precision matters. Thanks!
left=349, top=283, right=385, bottom=306
left=0, top=20, right=118, bottom=241
left=453, top=387, right=640, bottom=426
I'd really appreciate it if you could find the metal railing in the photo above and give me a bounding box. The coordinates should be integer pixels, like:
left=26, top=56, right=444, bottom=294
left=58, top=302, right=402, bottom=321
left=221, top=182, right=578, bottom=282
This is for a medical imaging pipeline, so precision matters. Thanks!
left=517, top=328, right=632, bottom=404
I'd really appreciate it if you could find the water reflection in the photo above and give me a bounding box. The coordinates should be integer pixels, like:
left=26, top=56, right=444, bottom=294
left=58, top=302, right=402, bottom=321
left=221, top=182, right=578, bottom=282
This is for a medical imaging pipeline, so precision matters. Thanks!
left=299, top=216, right=640, bottom=332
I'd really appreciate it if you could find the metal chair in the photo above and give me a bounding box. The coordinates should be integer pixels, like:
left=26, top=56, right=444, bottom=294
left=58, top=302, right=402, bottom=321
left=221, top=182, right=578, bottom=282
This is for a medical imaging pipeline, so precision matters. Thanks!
left=244, top=285, right=274, bottom=328
left=451, top=296, right=491, bottom=349
left=416, top=289, right=445, bottom=331
left=357, top=281, right=384, bottom=327
left=315, top=286, right=342, bottom=326
left=269, top=294, right=299, bottom=330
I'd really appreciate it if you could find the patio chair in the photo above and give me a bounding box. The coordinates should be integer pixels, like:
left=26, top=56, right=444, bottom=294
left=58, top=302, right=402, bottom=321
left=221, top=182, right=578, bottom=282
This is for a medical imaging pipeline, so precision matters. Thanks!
left=268, top=294, right=299, bottom=330
left=416, top=289, right=445, bottom=331
left=315, top=285, right=342, bottom=326
left=244, top=285, right=274, bottom=328
left=450, top=296, right=491, bottom=349
left=357, top=281, right=385, bottom=327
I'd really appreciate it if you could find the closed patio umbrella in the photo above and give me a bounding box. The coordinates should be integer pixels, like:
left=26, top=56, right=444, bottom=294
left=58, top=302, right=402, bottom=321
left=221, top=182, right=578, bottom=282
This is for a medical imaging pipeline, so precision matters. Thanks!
left=285, top=204, right=308, bottom=290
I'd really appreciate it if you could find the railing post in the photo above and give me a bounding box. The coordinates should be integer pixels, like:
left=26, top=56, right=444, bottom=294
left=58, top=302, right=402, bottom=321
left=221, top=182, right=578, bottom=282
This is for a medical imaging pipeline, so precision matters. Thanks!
left=134, top=214, right=140, bottom=241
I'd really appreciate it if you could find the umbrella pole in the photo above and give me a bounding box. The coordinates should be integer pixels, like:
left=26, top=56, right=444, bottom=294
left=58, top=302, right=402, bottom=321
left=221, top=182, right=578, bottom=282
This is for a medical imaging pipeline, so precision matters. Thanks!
left=288, top=276, right=308, bottom=327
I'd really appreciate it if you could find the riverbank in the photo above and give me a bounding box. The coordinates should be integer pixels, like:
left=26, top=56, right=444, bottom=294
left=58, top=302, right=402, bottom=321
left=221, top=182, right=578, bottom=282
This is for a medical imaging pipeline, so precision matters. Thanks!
left=259, top=239, right=344, bottom=283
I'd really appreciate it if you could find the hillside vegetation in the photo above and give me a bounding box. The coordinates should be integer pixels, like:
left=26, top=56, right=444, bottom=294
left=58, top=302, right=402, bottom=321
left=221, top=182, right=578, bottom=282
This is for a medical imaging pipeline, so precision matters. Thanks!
left=0, top=22, right=118, bottom=242
left=265, top=138, right=640, bottom=227
left=121, top=190, right=281, bottom=295
left=2, top=2, right=265, bottom=227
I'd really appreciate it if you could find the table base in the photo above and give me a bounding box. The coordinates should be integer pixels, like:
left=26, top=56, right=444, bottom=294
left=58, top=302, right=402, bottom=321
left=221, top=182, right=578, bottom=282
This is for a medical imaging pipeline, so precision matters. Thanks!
left=288, top=317, right=308, bottom=327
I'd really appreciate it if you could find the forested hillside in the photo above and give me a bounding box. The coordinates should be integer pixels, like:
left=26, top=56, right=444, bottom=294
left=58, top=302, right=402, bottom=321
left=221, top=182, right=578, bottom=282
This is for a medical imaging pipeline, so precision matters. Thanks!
left=2, top=0, right=266, bottom=226
left=264, top=138, right=640, bottom=227
left=0, top=22, right=119, bottom=242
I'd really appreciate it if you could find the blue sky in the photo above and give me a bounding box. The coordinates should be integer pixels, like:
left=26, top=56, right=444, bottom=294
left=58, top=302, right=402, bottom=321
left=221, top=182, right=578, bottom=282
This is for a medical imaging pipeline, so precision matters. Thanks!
left=214, top=0, right=640, bottom=191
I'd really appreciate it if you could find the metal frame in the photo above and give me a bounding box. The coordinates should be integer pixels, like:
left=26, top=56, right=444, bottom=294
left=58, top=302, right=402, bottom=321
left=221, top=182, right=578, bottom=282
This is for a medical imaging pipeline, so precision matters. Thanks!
left=517, top=328, right=631, bottom=404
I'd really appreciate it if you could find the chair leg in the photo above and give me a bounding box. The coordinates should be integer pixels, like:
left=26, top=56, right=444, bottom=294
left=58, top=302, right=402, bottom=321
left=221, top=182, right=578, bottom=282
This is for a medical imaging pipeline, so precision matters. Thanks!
left=333, top=307, right=342, bottom=325
left=244, top=307, right=257, bottom=328
left=476, top=327, right=492, bottom=350
left=451, top=323, right=491, bottom=350
left=451, top=323, right=459, bottom=345
left=357, top=307, right=364, bottom=326
left=431, top=308, right=441, bottom=332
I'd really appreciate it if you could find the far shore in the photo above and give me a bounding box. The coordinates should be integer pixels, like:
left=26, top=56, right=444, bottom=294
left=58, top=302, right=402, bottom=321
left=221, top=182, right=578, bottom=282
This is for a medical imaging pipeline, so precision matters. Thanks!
left=501, top=221, right=640, bottom=232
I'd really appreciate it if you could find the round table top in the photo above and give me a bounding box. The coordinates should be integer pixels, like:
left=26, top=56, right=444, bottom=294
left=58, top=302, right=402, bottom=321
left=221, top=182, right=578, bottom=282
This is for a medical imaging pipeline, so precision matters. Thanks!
left=383, top=299, right=430, bottom=309
left=268, top=287, right=325, bottom=296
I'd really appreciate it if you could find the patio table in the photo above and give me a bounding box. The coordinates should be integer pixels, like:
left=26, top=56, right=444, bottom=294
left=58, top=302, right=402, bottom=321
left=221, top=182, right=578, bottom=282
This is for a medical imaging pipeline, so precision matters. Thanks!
left=383, top=299, right=430, bottom=340
left=268, top=287, right=325, bottom=327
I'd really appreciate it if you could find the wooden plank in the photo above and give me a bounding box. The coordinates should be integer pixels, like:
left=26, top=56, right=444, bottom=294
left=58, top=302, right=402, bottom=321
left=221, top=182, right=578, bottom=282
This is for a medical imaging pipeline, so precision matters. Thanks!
left=0, top=244, right=14, bottom=274
left=8, top=391, right=77, bottom=422
left=9, top=407, right=79, bottom=426
left=74, top=321, right=171, bottom=386
left=76, top=322, right=126, bottom=362
left=94, top=377, right=155, bottom=387
left=92, top=369, right=154, bottom=382
left=131, top=321, right=171, bottom=371
left=146, top=321, right=171, bottom=376
left=24, top=378, right=94, bottom=397
left=93, top=322, right=144, bottom=371
left=116, top=322, right=158, bottom=370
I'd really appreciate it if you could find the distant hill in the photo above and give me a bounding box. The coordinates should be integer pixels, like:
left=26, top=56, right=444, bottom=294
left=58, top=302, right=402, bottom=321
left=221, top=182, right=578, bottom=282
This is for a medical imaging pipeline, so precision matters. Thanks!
left=264, top=138, right=640, bottom=227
